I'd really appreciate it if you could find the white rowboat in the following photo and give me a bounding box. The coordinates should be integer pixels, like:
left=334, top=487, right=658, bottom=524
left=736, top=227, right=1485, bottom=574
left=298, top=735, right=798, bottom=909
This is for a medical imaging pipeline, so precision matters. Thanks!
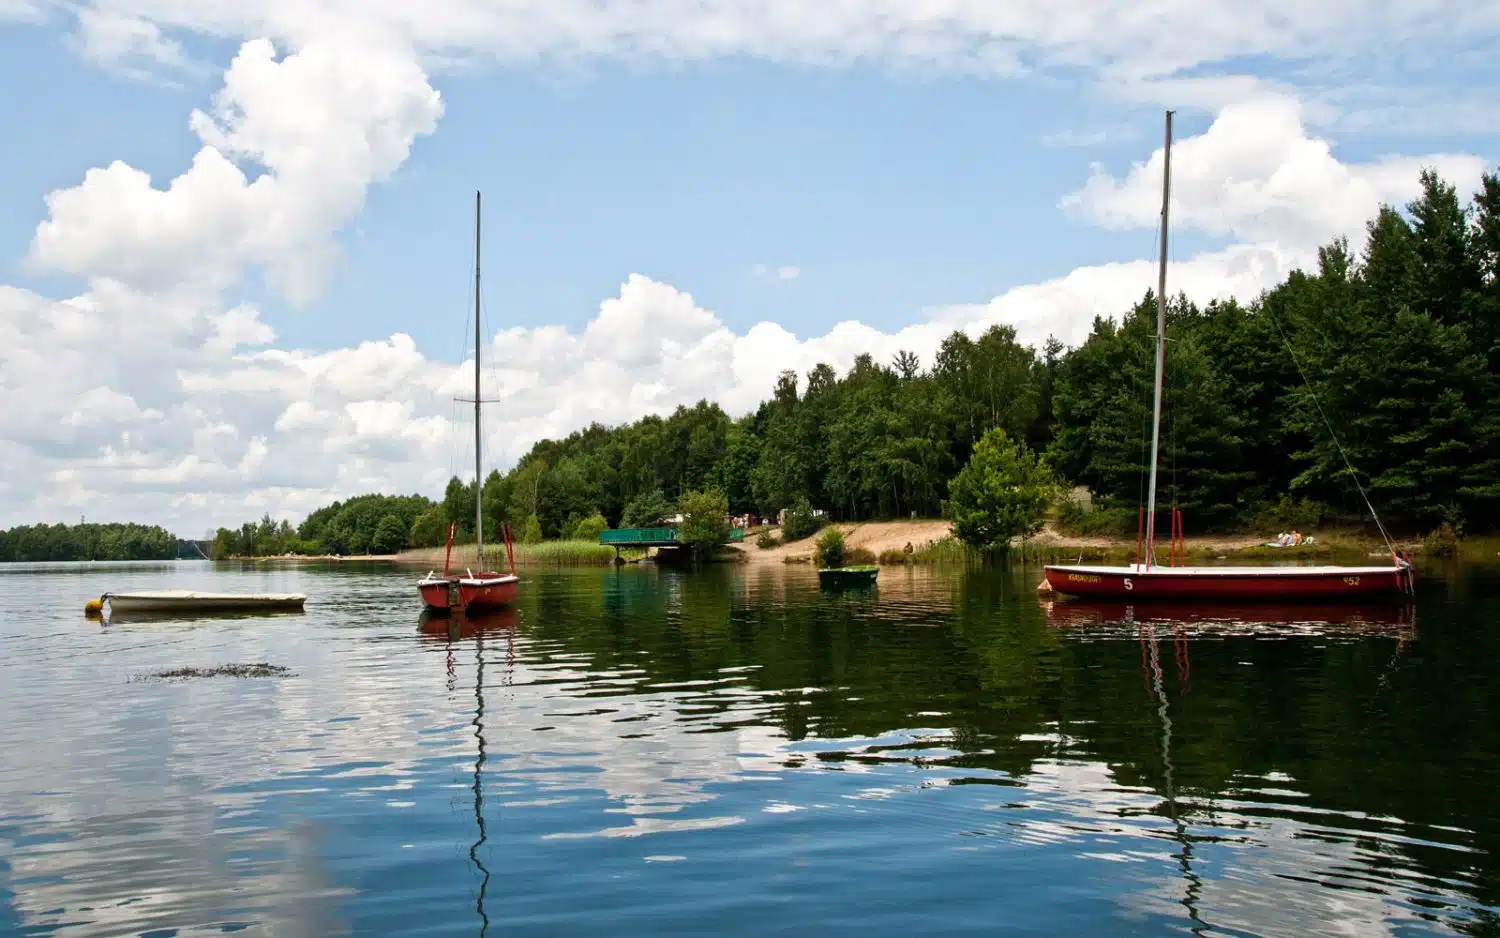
left=99, top=590, right=307, bottom=615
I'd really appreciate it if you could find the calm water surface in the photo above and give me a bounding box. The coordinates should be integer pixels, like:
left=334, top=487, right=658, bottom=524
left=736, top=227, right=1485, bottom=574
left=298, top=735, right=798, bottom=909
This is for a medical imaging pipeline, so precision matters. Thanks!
left=1, top=559, right=1498, bottom=937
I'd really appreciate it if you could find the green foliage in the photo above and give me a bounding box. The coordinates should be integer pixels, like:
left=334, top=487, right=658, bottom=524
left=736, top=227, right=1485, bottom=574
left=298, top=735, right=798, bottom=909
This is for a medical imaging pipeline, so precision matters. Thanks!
left=516, top=540, right=620, bottom=565
left=370, top=514, right=409, bottom=555
left=571, top=512, right=609, bottom=542
left=520, top=514, right=543, bottom=545
left=677, top=489, right=731, bottom=555
left=814, top=527, right=846, bottom=568
left=505, top=461, right=547, bottom=534
left=780, top=497, right=822, bottom=542
left=755, top=532, right=779, bottom=550
left=946, top=429, right=1056, bottom=551
left=622, top=489, right=673, bottom=528
left=1422, top=522, right=1463, bottom=557
left=409, top=506, right=448, bottom=548
left=1246, top=496, right=1325, bottom=535
left=0, top=522, right=180, bottom=562
left=195, top=165, right=1500, bottom=550
left=1050, top=295, right=1253, bottom=529
left=442, top=477, right=477, bottom=536
left=481, top=469, right=512, bottom=537
left=905, top=537, right=971, bottom=565
left=211, top=514, right=305, bottom=559
left=1053, top=501, right=1140, bottom=538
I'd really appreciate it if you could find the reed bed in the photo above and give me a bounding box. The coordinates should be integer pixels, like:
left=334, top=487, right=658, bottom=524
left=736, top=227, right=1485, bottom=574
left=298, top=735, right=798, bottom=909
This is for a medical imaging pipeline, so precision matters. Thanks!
left=397, top=540, right=640, bottom=568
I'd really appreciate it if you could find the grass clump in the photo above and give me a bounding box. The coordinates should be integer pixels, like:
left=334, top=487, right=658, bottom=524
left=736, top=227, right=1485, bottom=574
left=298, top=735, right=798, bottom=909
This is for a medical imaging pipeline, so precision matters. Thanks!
left=755, top=531, right=780, bottom=550
left=907, top=537, right=971, bottom=565
left=814, top=527, right=846, bottom=568
left=519, top=541, right=634, bottom=565
left=1422, top=522, right=1462, bottom=558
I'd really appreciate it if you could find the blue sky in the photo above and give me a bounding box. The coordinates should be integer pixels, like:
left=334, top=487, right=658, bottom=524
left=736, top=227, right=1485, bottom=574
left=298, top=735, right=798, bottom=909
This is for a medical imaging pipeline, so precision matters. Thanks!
left=0, top=1, right=1496, bottom=530
left=0, top=23, right=1209, bottom=349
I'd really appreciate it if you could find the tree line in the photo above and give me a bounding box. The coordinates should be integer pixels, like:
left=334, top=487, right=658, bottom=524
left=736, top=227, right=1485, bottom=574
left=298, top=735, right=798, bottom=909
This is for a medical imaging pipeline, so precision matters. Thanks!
left=209, top=494, right=437, bottom=558
left=0, top=523, right=185, bottom=562
left=213, top=164, right=1500, bottom=553
left=438, top=167, right=1499, bottom=539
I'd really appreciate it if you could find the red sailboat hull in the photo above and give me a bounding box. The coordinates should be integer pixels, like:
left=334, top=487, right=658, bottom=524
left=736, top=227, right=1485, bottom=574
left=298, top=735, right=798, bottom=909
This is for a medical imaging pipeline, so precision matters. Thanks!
left=418, top=574, right=518, bottom=613
left=458, top=575, right=518, bottom=611
left=1043, top=562, right=1412, bottom=601
left=417, top=517, right=520, bottom=614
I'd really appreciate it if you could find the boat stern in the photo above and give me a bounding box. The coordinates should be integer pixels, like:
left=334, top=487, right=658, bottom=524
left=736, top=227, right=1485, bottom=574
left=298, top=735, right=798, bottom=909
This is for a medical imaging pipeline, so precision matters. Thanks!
left=418, top=577, right=458, bottom=612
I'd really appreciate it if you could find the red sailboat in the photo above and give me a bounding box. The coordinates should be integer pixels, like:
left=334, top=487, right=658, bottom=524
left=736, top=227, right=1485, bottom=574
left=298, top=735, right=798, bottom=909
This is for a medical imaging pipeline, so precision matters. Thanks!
left=1043, top=112, right=1414, bottom=602
left=418, top=191, right=520, bottom=614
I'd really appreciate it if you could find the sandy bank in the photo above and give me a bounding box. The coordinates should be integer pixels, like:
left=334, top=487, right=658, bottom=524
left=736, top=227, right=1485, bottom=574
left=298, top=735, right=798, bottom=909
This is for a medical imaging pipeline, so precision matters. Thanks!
left=730, top=519, right=1409, bottom=564
left=734, top=520, right=953, bottom=564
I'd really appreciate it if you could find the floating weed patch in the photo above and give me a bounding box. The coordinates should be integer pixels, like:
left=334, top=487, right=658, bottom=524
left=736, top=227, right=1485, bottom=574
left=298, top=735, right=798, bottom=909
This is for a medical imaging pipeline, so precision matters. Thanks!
left=133, top=663, right=294, bottom=682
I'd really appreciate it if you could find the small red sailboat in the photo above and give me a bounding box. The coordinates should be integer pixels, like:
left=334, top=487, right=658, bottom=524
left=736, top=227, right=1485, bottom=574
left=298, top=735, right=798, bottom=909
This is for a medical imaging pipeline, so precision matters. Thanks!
left=1043, top=111, right=1413, bottom=602
left=417, top=190, right=520, bottom=615
left=418, top=521, right=518, bottom=614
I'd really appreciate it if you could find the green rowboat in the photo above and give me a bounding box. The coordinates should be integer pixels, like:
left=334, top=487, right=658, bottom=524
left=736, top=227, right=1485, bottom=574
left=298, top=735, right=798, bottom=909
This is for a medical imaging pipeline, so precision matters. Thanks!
left=817, top=564, right=879, bottom=587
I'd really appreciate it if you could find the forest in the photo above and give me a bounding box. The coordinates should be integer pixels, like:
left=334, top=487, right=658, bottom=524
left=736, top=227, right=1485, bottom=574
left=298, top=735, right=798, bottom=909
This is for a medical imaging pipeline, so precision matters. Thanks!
left=213, top=166, right=1499, bottom=556
left=0, top=523, right=185, bottom=562
left=208, top=494, right=437, bottom=559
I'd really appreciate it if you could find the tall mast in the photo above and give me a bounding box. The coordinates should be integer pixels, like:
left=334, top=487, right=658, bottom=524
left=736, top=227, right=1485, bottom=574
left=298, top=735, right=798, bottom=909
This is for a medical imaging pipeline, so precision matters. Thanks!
left=474, top=190, right=484, bottom=570
left=1144, top=110, right=1173, bottom=570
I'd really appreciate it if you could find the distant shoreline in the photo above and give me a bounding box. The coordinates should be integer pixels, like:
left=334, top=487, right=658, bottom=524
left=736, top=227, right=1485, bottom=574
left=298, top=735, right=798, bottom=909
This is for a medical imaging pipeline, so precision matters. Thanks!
left=209, top=523, right=1498, bottom=568
left=223, top=553, right=403, bottom=562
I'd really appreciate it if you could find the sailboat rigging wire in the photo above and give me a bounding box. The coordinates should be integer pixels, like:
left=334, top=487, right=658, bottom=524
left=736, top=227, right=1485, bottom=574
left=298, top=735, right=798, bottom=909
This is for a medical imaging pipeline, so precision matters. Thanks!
left=1264, top=309, right=1399, bottom=557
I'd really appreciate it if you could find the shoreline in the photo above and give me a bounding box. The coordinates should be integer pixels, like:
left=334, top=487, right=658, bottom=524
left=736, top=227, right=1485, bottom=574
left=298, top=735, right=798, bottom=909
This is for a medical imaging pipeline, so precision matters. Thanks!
left=732, top=520, right=1435, bottom=565
left=218, top=522, right=1495, bottom=568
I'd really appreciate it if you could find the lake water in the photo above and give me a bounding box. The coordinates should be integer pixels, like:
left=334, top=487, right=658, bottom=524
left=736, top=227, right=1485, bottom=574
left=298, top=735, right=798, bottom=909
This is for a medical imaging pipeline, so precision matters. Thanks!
left=1, top=559, right=1498, bottom=937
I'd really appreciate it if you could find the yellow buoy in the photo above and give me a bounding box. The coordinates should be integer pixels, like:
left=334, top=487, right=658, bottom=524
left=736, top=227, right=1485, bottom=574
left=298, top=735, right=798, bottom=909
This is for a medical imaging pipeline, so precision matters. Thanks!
left=84, top=597, right=104, bottom=617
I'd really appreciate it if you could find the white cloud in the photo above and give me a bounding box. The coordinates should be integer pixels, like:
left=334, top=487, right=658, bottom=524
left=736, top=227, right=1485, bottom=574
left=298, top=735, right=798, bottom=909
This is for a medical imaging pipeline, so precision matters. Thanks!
left=52, top=1, right=1500, bottom=108
left=28, top=37, right=442, bottom=302
left=75, top=7, right=187, bottom=70
left=1062, top=95, right=1489, bottom=253
left=0, top=246, right=1294, bottom=529
left=1, top=12, right=1492, bottom=533
left=63, top=387, right=165, bottom=429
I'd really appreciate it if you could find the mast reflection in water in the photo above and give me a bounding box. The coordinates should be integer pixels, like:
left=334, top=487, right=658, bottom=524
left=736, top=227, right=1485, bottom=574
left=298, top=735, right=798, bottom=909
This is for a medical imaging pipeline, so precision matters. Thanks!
left=420, top=609, right=518, bottom=937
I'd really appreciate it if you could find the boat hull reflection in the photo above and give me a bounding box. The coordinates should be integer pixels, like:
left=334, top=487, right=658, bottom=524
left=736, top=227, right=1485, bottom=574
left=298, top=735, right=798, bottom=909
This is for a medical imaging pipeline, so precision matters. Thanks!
left=417, top=606, right=518, bottom=639
left=1041, top=598, right=1414, bottom=635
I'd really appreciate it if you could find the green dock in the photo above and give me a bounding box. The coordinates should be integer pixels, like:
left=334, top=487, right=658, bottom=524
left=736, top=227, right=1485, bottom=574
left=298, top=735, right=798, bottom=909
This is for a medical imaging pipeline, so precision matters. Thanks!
left=599, top=526, right=745, bottom=553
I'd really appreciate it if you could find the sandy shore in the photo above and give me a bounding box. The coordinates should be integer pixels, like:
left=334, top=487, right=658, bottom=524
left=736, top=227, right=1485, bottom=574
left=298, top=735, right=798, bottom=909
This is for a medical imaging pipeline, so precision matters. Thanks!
left=734, top=520, right=953, bottom=564
left=729, top=519, right=1400, bottom=563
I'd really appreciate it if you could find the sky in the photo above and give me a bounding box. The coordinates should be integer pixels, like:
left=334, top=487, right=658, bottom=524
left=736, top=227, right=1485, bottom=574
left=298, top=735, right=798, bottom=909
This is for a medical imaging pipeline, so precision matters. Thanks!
left=0, top=1, right=1497, bottom=536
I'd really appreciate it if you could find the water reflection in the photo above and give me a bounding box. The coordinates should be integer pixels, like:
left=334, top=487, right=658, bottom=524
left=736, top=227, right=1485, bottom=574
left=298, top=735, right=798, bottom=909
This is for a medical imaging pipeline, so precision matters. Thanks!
left=0, top=563, right=1495, bottom=937
left=1041, top=597, right=1416, bottom=634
